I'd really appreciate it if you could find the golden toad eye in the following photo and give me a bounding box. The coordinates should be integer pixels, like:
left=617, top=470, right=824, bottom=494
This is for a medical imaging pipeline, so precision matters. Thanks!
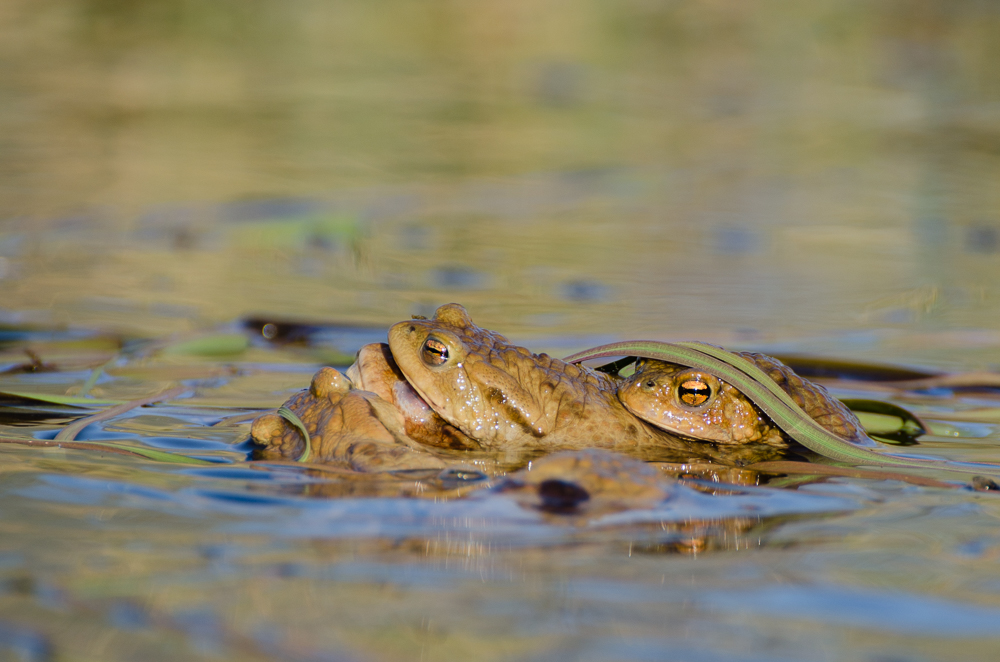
left=678, top=379, right=712, bottom=406
left=421, top=337, right=450, bottom=366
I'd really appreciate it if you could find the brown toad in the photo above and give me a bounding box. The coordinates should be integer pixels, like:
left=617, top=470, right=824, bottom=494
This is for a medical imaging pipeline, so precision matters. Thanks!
left=252, top=304, right=785, bottom=468
left=385, top=304, right=730, bottom=461
left=250, top=344, right=471, bottom=470
left=618, top=355, right=869, bottom=446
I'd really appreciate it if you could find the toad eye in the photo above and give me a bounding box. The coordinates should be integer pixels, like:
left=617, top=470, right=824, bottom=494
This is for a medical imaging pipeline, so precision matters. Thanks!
left=678, top=379, right=712, bottom=406
left=421, top=337, right=450, bottom=366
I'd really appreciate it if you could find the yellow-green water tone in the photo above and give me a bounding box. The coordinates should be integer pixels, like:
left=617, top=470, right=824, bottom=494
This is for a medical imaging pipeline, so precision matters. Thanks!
left=2, top=1, right=1000, bottom=660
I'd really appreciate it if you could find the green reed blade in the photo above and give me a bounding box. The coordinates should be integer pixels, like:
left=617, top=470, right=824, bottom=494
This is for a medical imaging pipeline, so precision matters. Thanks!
left=78, top=357, right=115, bottom=398
left=0, top=390, right=125, bottom=407
left=55, top=386, right=188, bottom=442
left=565, top=340, right=1000, bottom=476
left=671, top=342, right=885, bottom=447
left=83, top=442, right=214, bottom=465
left=277, top=405, right=312, bottom=463
left=0, top=435, right=213, bottom=465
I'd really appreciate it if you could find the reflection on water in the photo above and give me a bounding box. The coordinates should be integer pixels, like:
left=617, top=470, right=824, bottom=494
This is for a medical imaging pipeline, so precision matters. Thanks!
left=0, top=0, right=998, bottom=357
left=3, top=170, right=1000, bottom=368
left=3, top=0, right=1000, bottom=660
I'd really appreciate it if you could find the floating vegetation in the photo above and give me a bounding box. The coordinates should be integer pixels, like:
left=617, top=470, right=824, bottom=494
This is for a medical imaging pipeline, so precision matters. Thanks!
left=0, top=391, right=125, bottom=407
left=54, top=386, right=189, bottom=442
left=0, top=435, right=212, bottom=465
left=158, top=333, right=250, bottom=357
left=840, top=399, right=928, bottom=444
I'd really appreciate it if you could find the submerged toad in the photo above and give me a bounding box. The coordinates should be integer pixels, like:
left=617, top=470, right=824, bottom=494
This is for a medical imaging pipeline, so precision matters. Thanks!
left=618, top=354, right=868, bottom=446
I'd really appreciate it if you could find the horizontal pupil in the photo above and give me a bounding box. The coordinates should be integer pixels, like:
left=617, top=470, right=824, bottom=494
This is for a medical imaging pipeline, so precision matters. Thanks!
left=679, top=380, right=710, bottom=405
left=424, top=340, right=448, bottom=361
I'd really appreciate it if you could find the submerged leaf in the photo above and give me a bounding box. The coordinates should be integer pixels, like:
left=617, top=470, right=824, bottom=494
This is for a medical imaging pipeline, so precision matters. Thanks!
left=841, top=399, right=927, bottom=443
left=160, top=334, right=249, bottom=357
left=852, top=411, right=915, bottom=435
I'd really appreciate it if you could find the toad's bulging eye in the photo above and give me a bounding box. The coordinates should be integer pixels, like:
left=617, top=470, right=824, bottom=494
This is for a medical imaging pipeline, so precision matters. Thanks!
left=421, top=338, right=450, bottom=366
left=678, top=379, right=711, bottom=406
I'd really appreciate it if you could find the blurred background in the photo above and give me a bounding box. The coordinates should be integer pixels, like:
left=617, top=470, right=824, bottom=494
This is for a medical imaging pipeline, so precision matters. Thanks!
left=5, top=5, right=1000, bottom=661
left=2, top=0, right=1000, bottom=366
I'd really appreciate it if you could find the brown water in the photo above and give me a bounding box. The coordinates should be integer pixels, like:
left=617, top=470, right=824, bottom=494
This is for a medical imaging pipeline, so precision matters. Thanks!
left=3, top=1, right=1000, bottom=660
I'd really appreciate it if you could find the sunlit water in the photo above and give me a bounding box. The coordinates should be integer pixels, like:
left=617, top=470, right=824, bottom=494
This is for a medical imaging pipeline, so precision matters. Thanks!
left=3, top=1, right=1000, bottom=660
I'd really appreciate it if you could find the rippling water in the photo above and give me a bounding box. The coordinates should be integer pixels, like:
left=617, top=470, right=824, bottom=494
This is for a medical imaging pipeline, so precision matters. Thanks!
left=2, top=1, right=1000, bottom=660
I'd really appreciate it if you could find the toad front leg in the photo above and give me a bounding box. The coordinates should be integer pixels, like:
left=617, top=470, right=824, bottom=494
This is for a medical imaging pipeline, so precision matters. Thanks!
left=250, top=367, right=446, bottom=471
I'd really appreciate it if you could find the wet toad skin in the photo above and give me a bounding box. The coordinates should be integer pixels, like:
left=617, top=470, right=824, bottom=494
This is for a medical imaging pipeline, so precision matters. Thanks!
left=252, top=304, right=789, bottom=469
left=618, top=353, right=868, bottom=446
left=251, top=364, right=449, bottom=471
left=345, top=343, right=480, bottom=451
left=251, top=342, right=481, bottom=469
left=386, top=303, right=712, bottom=456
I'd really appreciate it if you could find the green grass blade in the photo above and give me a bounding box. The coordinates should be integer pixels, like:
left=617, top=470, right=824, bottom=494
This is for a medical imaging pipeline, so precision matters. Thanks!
left=565, top=341, right=1000, bottom=476
left=82, top=442, right=214, bottom=465
left=0, top=390, right=125, bottom=407
left=0, top=435, right=213, bottom=465
left=678, top=341, right=881, bottom=442
left=78, top=358, right=114, bottom=398
left=277, top=405, right=312, bottom=463
left=55, top=386, right=188, bottom=442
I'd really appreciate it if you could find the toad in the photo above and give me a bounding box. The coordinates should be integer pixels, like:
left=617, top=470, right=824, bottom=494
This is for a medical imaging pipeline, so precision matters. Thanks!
left=250, top=343, right=475, bottom=470
left=385, top=304, right=748, bottom=461
left=617, top=354, right=869, bottom=446
left=252, top=304, right=785, bottom=469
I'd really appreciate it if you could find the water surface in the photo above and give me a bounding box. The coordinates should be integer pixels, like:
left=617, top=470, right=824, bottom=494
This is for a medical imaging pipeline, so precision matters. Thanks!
left=2, top=1, right=1000, bottom=660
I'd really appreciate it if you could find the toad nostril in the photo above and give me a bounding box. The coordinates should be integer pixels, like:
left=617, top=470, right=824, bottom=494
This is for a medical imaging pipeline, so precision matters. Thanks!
left=408, top=325, right=416, bottom=333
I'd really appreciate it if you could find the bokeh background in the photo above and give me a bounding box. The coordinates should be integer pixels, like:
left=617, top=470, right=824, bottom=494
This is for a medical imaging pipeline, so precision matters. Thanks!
left=3, top=0, right=1000, bottom=366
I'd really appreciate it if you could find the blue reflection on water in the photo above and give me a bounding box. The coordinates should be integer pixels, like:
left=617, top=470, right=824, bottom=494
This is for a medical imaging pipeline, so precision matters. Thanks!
left=569, top=579, right=1000, bottom=638
left=698, top=584, right=1000, bottom=637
